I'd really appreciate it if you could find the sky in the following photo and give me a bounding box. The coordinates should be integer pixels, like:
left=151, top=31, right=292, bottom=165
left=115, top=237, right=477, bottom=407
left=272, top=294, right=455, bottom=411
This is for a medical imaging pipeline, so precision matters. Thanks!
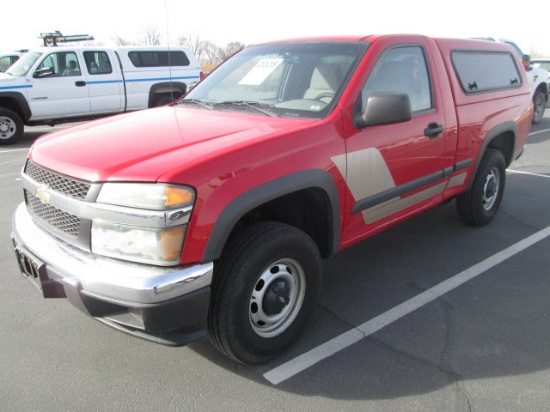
left=2, top=0, right=549, bottom=57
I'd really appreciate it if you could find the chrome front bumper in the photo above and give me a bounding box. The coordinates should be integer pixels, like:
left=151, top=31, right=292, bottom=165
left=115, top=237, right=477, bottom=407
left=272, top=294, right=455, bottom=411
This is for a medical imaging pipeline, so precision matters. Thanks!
left=11, top=203, right=213, bottom=345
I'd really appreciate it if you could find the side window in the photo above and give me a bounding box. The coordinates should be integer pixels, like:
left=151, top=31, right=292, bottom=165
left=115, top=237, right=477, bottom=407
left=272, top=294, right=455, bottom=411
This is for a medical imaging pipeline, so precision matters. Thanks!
left=63, top=53, right=81, bottom=76
left=361, top=46, right=432, bottom=113
left=36, top=54, right=60, bottom=76
left=0, top=56, right=14, bottom=72
left=36, top=52, right=81, bottom=77
left=452, top=51, right=521, bottom=93
left=127, top=51, right=190, bottom=67
left=83, top=51, right=113, bottom=75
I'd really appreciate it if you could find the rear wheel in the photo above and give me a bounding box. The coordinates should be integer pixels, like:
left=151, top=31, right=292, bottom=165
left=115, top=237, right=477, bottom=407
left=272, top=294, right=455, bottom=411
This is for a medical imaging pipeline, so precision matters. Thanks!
left=208, top=222, right=322, bottom=364
left=532, top=89, right=546, bottom=124
left=0, top=108, right=24, bottom=145
left=456, top=149, right=505, bottom=226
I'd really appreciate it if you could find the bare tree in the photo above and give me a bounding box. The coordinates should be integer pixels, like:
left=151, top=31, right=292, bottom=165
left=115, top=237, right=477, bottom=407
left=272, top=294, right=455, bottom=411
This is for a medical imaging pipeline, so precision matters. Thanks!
left=201, top=41, right=223, bottom=65
left=218, top=42, right=245, bottom=62
left=176, top=36, right=245, bottom=65
left=112, top=30, right=245, bottom=67
left=140, top=27, right=162, bottom=46
left=113, top=35, right=132, bottom=46
left=177, top=35, right=206, bottom=59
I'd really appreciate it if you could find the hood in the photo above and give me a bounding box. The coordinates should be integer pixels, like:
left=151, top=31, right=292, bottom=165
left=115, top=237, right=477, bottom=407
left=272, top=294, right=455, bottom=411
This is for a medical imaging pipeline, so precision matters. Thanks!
left=0, top=73, right=20, bottom=82
left=30, top=106, right=313, bottom=182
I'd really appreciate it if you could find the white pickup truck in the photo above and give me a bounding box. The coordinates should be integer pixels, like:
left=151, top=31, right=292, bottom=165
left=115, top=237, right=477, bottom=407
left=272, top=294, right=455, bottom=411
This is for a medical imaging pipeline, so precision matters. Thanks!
left=483, top=38, right=549, bottom=124
left=0, top=45, right=203, bottom=144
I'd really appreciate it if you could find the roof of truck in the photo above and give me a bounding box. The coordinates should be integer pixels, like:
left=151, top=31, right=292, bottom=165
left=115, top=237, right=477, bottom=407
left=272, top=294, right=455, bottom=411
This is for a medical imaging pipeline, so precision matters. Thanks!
left=252, top=33, right=516, bottom=50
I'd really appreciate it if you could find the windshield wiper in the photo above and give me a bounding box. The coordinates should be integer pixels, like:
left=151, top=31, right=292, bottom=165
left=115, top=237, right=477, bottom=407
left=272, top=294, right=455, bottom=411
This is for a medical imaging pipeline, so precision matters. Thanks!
left=213, top=101, right=276, bottom=117
left=176, top=99, right=213, bottom=110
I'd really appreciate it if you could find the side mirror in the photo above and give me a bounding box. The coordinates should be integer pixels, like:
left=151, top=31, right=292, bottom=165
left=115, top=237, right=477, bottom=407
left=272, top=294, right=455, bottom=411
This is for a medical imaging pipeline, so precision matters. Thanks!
left=357, top=92, right=412, bottom=128
left=33, top=67, right=55, bottom=78
left=522, top=54, right=532, bottom=72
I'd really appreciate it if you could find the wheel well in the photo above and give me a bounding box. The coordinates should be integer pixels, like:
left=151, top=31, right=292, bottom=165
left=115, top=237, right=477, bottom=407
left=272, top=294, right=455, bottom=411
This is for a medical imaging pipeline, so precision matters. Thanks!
left=148, top=82, right=186, bottom=107
left=535, top=81, right=548, bottom=96
left=0, top=96, right=28, bottom=122
left=228, top=188, right=334, bottom=259
left=486, top=131, right=515, bottom=167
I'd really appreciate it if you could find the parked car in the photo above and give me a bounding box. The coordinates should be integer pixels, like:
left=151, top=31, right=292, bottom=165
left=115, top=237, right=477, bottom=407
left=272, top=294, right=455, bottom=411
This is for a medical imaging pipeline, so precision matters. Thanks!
left=12, top=34, right=532, bottom=364
left=0, top=49, right=27, bottom=72
left=0, top=43, right=202, bottom=144
left=531, top=59, right=550, bottom=106
left=475, top=38, right=549, bottom=123
left=531, top=59, right=550, bottom=71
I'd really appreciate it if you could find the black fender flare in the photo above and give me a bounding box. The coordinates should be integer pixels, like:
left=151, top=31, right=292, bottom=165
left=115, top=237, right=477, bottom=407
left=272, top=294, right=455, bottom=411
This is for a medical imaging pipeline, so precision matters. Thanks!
left=148, top=82, right=187, bottom=107
left=202, top=169, right=341, bottom=262
left=468, top=121, right=517, bottom=190
left=0, top=91, right=32, bottom=122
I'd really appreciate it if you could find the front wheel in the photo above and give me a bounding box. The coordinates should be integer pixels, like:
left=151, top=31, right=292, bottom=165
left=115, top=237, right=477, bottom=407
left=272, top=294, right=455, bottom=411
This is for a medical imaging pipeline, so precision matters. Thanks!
left=0, top=108, right=24, bottom=145
left=456, top=149, right=506, bottom=226
left=208, top=222, right=322, bottom=364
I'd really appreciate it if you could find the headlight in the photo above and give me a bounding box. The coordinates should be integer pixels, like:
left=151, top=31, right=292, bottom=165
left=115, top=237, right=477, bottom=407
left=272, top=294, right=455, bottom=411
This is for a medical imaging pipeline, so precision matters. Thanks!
left=92, top=221, right=185, bottom=265
left=92, top=183, right=195, bottom=265
left=97, top=183, right=194, bottom=210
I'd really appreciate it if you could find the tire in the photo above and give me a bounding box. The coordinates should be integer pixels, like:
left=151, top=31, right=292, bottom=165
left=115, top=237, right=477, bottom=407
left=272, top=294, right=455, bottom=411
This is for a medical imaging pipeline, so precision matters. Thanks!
left=456, top=149, right=506, bottom=226
left=208, top=222, right=322, bottom=364
left=532, top=90, right=546, bottom=124
left=0, top=108, right=24, bottom=145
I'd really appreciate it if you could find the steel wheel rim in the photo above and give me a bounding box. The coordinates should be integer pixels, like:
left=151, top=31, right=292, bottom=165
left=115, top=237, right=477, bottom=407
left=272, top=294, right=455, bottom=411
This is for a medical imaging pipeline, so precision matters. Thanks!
left=0, top=116, right=16, bottom=140
left=482, top=167, right=500, bottom=211
left=249, top=258, right=306, bottom=338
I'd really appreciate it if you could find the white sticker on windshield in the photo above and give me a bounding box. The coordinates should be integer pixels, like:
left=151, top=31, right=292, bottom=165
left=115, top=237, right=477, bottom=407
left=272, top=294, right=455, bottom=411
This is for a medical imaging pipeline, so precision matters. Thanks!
left=239, top=58, right=283, bottom=85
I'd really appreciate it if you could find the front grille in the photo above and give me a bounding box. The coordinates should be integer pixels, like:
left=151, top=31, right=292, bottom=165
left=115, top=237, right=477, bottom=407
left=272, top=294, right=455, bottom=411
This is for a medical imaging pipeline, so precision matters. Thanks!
left=25, top=160, right=91, bottom=200
left=25, top=191, right=80, bottom=238
left=23, top=161, right=92, bottom=248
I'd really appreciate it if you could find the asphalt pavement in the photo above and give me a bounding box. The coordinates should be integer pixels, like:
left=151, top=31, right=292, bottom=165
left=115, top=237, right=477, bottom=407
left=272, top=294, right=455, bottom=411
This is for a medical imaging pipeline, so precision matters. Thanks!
left=1, top=114, right=550, bottom=411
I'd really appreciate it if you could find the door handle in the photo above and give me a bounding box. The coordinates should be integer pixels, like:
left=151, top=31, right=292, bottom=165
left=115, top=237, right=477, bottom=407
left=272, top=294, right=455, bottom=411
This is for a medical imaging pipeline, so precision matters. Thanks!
left=424, top=122, right=444, bottom=139
left=75, top=81, right=86, bottom=87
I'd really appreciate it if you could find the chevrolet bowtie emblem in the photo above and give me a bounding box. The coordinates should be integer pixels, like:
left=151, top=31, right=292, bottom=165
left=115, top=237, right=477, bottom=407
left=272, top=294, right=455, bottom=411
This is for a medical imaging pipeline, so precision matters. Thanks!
left=36, top=185, right=51, bottom=205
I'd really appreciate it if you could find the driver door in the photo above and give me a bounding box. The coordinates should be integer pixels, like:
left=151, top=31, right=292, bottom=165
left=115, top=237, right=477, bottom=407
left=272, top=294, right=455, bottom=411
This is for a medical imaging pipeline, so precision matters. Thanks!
left=339, top=43, right=452, bottom=242
left=26, top=51, right=91, bottom=120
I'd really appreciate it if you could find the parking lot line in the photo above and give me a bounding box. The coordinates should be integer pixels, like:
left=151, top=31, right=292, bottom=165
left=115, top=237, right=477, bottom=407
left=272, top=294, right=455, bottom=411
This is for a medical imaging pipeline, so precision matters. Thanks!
left=0, top=148, right=29, bottom=154
left=508, top=170, right=550, bottom=179
left=264, top=225, right=550, bottom=385
left=529, top=128, right=550, bottom=137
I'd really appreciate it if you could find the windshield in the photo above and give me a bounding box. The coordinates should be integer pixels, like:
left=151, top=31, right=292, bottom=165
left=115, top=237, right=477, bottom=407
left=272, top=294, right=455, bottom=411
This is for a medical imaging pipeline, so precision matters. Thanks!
left=6, top=51, right=43, bottom=76
left=182, top=41, right=367, bottom=119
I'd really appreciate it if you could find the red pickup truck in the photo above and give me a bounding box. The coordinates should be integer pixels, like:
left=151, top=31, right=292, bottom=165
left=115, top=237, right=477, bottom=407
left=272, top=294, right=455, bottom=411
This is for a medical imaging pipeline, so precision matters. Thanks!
left=12, top=34, right=532, bottom=364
